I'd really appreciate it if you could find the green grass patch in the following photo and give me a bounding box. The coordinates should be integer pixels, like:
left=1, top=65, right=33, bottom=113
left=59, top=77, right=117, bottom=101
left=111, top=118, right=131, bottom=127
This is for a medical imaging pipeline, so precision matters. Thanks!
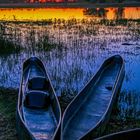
left=0, top=87, right=18, bottom=140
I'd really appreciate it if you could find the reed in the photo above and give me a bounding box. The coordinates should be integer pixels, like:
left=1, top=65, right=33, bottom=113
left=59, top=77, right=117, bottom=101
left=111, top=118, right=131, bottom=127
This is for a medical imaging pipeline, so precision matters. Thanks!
left=0, top=15, right=140, bottom=121
left=0, top=12, right=140, bottom=139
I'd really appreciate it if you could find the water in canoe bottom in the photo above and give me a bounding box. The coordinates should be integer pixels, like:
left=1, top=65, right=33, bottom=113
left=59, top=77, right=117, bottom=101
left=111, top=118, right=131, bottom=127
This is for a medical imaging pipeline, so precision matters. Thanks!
left=23, top=106, right=57, bottom=140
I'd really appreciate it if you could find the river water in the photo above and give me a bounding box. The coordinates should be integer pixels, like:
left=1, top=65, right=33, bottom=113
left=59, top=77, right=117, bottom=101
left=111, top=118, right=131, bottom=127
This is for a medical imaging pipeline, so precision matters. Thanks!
left=0, top=7, right=140, bottom=119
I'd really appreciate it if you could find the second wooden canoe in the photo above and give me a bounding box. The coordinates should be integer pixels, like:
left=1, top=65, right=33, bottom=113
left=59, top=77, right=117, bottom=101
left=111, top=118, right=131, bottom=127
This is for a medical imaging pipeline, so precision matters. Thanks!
left=61, top=55, right=125, bottom=140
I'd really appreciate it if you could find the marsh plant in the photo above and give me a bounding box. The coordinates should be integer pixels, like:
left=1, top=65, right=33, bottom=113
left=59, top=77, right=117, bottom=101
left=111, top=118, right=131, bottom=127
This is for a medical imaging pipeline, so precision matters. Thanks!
left=0, top=8, right=140, bottom=119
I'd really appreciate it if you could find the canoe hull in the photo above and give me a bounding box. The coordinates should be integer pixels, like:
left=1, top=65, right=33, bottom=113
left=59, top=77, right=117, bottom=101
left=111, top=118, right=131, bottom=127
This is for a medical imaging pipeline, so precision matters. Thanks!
left=16, top=57, right=61, bottom=140
left=81, top=61, right=125, bottom=140
left=16, top=109, right=34, bottom=140
left=61, top=55, right=125, bottom=140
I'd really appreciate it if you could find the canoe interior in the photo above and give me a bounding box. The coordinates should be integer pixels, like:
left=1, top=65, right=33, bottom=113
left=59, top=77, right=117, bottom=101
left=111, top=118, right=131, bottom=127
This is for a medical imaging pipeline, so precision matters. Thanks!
left=23, top=107, right=57, bottom=140
left=20, top=58, right=59, bottom=140
left=23, top=60, right=46, bottom=85
left=62, top=57, right=122, bottom=140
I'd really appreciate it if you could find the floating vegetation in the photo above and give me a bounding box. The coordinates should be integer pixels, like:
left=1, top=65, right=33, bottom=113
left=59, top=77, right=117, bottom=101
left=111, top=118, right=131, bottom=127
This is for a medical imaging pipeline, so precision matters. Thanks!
left=0, top=37, right=20, bottom=55
left=36, top=35, right=63, bottom=52
left=0, top=23, right=21, bottom=56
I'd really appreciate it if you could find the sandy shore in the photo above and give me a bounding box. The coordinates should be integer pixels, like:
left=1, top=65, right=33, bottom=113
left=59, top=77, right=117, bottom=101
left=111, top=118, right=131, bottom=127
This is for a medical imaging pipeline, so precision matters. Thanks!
left=0, top=2, right=140, bottom=8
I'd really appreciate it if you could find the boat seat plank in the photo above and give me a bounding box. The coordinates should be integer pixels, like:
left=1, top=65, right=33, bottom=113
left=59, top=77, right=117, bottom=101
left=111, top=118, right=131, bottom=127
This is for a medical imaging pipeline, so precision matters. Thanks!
left=24, top=91, right=50, bottom=109
left=28, top=77, right=50, bottom=91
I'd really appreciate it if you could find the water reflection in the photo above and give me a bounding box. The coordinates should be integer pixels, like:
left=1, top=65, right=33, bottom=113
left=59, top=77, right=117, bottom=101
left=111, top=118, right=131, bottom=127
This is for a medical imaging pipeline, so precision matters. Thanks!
left=115, top=8, right=124, bottom=19
left=85, top=7, right=140, bottom=20
left=0, top=8, right=85, bottom=21
left=0, top=7, right=140, bottom=120
left=84, top=8, right=108, bottom=19
left=0, top=7, right=140, bottom=21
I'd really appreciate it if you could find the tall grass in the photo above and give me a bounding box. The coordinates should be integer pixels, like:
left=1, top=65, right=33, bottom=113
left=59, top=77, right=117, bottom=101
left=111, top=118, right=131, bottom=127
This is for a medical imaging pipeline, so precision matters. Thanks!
left=0, top=23, right=21, bottom=55
left=0, top=18, right=140, bottom=118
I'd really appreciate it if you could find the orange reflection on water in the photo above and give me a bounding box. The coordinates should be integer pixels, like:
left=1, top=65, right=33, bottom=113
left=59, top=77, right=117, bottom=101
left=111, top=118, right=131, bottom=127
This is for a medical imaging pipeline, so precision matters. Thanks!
left=0, top=7, right=140, bottom=21
left=124, top=7, right=140, bottom=19
left=106, top=8, right=117, bottom=19
left=0, top=8, right=85, bottom=21
left=106, top=7, right=140, bottom=19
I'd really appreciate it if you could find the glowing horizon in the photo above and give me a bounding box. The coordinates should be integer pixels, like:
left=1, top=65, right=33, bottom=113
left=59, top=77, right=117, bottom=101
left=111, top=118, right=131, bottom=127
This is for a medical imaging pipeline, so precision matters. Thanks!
left=0, top=8, right=85, bottom=21
left=106, top=7, right=140, bottom=19
left=0, top=7, right=139, bottom=21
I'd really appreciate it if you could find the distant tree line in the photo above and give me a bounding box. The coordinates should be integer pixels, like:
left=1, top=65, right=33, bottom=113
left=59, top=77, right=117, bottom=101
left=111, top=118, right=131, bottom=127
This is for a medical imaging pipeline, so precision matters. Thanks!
left=0, top=0, right=25, bottom=3
left=0, top=0, right=139, bottom=3
left=26, top=0, right=77, bottom=3
left=0, top=0, right=77, bottom=3
left=89, top=0, right=140, bottom=2
left=96, top=0, right=124, bottom=2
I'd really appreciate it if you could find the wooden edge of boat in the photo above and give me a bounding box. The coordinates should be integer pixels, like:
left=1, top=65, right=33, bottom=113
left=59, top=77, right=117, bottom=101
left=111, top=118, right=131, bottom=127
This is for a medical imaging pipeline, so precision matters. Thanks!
left=16, top=56, right=62, bottom=140
left=80, top=55, right=125, bottom=139
left=95, top=128, right=140, bottom=140
left=61, top=54, right=125, bottom=140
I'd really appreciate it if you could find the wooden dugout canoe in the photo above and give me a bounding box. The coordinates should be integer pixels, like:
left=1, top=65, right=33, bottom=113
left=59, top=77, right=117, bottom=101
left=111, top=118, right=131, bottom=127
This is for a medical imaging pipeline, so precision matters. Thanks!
left=16, top=57, right=61, bottom=140
left=61, top=55, right=125, bottom=140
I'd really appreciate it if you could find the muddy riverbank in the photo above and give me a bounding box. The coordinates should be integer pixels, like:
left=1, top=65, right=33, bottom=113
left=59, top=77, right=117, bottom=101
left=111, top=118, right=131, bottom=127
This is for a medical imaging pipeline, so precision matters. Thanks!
left=0, top=87, right=140, bottom=139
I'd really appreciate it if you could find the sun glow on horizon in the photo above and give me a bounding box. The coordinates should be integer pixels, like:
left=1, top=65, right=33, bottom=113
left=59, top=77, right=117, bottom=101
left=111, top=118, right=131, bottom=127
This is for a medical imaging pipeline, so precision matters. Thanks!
left=0, top=8, right=85, bottom=21
left=106, top=7, right=140, bottom=19
left=0, top=7, right=139, bottom=21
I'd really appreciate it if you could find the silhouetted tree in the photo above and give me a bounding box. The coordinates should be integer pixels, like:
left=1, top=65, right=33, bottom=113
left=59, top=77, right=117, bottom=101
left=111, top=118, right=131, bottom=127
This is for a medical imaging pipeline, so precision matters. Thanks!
left=99, top=0, right=106, bottom=3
